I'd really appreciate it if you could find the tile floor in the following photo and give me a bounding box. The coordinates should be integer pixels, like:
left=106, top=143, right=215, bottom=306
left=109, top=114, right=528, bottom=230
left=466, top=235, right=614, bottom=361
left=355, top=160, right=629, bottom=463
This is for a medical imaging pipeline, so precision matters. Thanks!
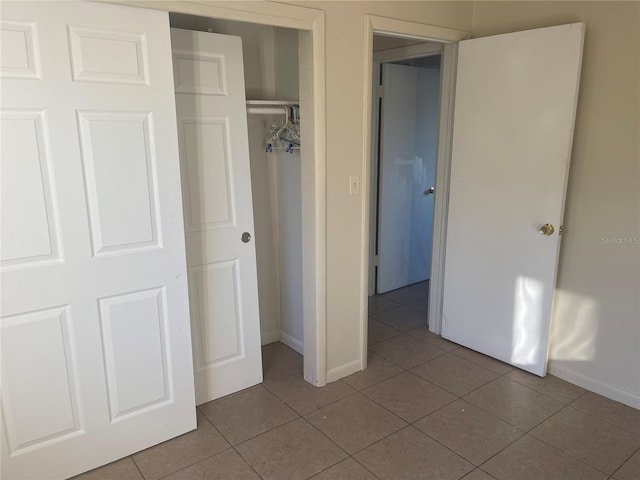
left=76, top=282, right=640, bottom=480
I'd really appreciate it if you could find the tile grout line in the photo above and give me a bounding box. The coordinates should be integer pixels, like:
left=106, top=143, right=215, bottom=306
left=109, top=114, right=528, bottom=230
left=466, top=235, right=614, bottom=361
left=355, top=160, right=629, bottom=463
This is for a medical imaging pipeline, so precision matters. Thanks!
left=610, top=445, right=640, bottom=479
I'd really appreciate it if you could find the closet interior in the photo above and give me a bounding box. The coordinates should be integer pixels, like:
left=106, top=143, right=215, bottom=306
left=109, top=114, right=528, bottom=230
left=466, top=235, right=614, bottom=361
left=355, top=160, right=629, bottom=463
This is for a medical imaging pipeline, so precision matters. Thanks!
left=169, top=13, right=304, bottom=366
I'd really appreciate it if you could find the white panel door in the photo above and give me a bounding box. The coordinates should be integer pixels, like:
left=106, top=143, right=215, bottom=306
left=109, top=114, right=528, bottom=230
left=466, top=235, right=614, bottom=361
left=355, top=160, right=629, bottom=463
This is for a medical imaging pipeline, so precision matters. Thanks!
left=377, top=63, right=440, bottom=294
left=0, top=3, right=195, bottom=479
left=442, top=24, right=585, bottom=376
left=171, top=28, right=263, bottom=405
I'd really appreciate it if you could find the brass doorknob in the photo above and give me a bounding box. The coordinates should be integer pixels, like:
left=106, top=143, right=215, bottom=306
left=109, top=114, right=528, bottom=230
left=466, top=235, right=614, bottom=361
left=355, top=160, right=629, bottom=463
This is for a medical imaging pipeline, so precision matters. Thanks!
left=538, top=223, right=555, bottom=236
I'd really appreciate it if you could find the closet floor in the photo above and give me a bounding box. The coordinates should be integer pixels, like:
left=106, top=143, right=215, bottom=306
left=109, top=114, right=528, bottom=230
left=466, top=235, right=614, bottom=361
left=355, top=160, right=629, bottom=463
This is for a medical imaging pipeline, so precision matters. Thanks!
left=76, top=282, right=640, bottom=480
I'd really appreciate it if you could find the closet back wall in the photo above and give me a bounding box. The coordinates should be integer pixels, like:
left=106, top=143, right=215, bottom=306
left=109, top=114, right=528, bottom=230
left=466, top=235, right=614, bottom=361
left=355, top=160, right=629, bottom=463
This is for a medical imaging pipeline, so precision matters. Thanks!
left=169, top=14, right=303, bottom=352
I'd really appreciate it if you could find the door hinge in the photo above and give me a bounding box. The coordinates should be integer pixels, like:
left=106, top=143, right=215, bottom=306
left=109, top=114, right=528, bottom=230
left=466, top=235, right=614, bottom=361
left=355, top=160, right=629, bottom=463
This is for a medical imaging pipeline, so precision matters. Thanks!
left=374, top=254, right=379, bottom=266
left=376, top=85, right=384, bottom=98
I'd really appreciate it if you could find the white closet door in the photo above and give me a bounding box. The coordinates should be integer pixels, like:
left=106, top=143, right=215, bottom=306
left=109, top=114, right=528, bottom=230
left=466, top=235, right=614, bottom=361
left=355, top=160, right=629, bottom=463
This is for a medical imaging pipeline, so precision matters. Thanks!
left=0, top=3, right=195, bottom=479
left=442, top=23, right=584, bottom=376
left=172, top=29, right=263, bottom=405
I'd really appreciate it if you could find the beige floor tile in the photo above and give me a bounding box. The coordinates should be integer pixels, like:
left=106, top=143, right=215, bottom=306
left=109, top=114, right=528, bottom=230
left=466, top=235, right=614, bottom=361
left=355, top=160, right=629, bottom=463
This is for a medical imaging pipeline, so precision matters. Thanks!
left=530, top=406, right=640, bottom=474
left=571, top=392, right=640, bottom=436
left=236, top=418, right=347, bottom=480
left=72, top=457, right=143, bottom=480
left=310, top=458, right=378, bottom=480
left=406, top=327, right=460, bottom=352
left=451, top=348, right=513, bottom=375
left=355, top=425, right=473, bottom=480
left=264, top=376, right=356, bottom=415
left=132, top=413, right=230, bottom=480
left=482, top=435, right=607, bottom=480
left=411, top=353, right=499, bottom=396
left=368, top=318, right=402, bottom=346
left=370, top=334, right=446, bottom=369
left=613, top=449, right=640, bottom=480
left=462, top=470, right=497, bottom=480
left=305, top=393, right=407, bottom=454
left=262, top=342, right=303, bottom=383
left=380, top=282, right=429, bottom=305
left=370, top=300, right=428, bottom=332
left=415, top=399, right=523, bottom=466
left=505, top=369, right=586, bottom=404
left=362, top=372, right=455, bottom=422
left=463, top=377, right=563, bottom=431
left=343, top=353, right=404, bottom=391
left=199, top=386, right=298, bottom=445
left=162, top=449, right=259, bottom=480
left=368, top=295, right=400, bottom=315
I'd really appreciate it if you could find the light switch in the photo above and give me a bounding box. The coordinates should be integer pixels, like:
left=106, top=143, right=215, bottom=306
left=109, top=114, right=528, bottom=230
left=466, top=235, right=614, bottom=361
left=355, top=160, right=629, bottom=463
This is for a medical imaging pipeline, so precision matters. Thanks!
left=349, top=175, right=360, bottom=196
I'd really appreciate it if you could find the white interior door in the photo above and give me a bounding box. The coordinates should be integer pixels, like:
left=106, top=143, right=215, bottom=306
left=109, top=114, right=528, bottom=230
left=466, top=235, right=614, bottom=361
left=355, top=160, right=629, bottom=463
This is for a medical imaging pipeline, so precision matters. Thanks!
left=171, top=28, right=263, bottom=405
left=0, top=3, right=195, bottom=479
left=377, top=63, right=440, bottom=294
left=442, top=23, right=585, bottom=376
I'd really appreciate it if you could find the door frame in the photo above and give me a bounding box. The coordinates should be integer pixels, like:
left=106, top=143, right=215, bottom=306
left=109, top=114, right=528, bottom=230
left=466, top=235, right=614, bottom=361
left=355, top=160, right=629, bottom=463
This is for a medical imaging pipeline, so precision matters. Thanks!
left=102, top=0, right=328, bottom=386
left=361, top=15, right=469, bottom=369
left=368, top=42, right=444, bottom=297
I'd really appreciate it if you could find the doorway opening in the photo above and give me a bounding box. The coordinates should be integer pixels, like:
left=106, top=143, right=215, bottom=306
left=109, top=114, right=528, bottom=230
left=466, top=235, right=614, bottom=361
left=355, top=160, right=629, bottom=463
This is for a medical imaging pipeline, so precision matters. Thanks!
left=367, top=36, right=445, bottom=349
left=169, top=12, right=314, bottom=405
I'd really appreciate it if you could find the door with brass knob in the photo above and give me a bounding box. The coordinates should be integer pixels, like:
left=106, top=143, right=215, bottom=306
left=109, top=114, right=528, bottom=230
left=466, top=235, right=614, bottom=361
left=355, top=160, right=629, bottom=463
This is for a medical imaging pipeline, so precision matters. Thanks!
left=539, top=223, right=555, bottom=236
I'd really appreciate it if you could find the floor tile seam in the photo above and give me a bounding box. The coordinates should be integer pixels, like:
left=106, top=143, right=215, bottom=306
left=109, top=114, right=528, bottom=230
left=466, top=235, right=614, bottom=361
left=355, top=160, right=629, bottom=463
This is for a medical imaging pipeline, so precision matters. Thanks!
left=231, top=415, right=303, bottom=449
left=502, top=374, right=587, bottom=405
left=129, top=454, right=146, bottom=480
left=611, top=444, right=640, bottom=477
left=464, top=373, right=571, bottom=411
left=348, top=455, right=385, bottom=480
left=454, top=392, right=533, bottom=435
left=151, top=445, right=235, bottom=480
left=341, top=421, right=409, bottom=457
left=448, top=349, right=515, bottom=376
left=366, top=329, right=404, bottom=348
left=405, top=362, right=498, bottom=398
left=285, top=384, right=363, bottom=416
left=297, top=415, right=356, bottom=461
left=230, top=445, right=267, bottom=480
left=409, top=421, right=501, bottom=469
left=343, top=368, right=407, bottom=392
left=519, top=432, right=618, bottom=477
left=359, top=379, right=460, bottom=424
left=568, top=394, right=640, bottom=438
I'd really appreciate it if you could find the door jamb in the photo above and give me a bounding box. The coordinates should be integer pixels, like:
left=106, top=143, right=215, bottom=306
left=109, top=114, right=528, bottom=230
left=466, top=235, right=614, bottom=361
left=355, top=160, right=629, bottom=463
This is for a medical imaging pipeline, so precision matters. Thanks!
left=101, top=0, right=328, bottom=386
left=368, top=42, right=444, bottom=297
left=361, top=15, right=469, bottom=369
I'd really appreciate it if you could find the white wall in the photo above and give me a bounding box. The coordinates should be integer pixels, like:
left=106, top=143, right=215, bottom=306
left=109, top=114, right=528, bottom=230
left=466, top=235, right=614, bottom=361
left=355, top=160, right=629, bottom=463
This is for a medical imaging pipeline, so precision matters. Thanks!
left=471, top=1, right=640, bottom=408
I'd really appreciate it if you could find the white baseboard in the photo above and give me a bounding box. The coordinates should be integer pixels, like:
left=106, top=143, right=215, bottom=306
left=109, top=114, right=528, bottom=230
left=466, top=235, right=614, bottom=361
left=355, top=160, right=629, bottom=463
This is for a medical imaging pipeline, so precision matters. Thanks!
left=548, top=362, right=640, bottom=409
left=280, top=331, right=304, bottom=355
left=327, top=358, right=361, bottom=383
left=261, top=329, right=281, bottom=346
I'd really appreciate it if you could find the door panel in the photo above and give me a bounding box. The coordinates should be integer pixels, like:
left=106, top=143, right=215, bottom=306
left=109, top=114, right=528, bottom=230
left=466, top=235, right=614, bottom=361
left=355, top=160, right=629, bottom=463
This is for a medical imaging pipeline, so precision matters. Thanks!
left=172, top=29, right=263, bottom=405
left=377, top=63, right=440, bottom=294
left=442, top=23, right=584, bottom=376
left=1, top=3, right=195, bottom=479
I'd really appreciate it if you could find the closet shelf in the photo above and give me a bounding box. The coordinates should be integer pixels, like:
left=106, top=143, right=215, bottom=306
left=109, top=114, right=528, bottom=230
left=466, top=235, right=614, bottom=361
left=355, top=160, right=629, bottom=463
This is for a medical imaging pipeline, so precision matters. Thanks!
left=246, top=100, right=299, bottom=106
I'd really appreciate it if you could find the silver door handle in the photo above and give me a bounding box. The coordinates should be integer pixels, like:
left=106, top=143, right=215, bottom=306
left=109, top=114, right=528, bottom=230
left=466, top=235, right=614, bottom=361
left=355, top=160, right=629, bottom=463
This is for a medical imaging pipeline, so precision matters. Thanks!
left=424, top=186, right=435, bottom=195
left=241, top=232, right=251, bottom=243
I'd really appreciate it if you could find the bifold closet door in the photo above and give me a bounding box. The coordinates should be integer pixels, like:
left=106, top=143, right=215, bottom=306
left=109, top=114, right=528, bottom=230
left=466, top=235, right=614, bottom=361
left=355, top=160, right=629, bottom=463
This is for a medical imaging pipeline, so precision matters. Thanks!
left=1, top=3, right=195, bottom=479
left=171, top=28, right=263, bottom=405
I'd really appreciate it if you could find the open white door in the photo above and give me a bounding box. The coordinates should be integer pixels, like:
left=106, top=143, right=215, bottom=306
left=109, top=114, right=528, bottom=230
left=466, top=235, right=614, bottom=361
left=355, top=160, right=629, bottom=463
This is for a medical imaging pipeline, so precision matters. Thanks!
left=377, top=63, right=440, bottom=294
left=171, top=29, right=263, bottom=405
left=1, top=3, right=195, bottom=479
left=442, top=24, right=585, bottom=376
